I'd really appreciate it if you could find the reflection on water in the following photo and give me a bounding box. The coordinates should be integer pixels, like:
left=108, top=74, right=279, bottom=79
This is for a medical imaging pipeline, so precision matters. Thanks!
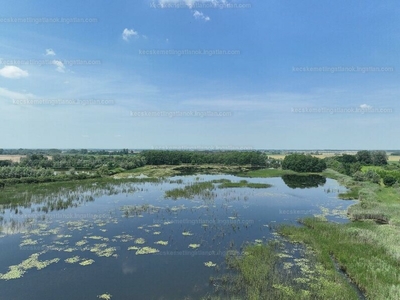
left=0, top=175, right=356, bottom=299
left=281, top=174, right=326, bottom=189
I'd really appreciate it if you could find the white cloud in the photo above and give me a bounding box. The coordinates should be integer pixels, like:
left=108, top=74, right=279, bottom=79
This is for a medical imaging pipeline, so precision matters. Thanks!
left=0, top=66, right=29, bottom=79
left=52, top=60, right=65, bottom=73
left=193, top=10, right=210, bottom=21
left=122, top=28, right=138, bottom=41
left=360, top=104, right=372, bottom=109
left=45, top=49, right=56, bottom=56
left=0, top=87, right=35, bottom=100
left=159, top=0, right=227, bottom=9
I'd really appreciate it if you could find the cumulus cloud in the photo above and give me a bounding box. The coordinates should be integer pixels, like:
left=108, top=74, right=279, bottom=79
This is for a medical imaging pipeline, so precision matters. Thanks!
left=122, top=28, right=138, bottom=41
left=45, top=49, right=56, bottom=56
left=159, top=0, right=227, bottom=9
left=193, top=10, right=210, bottom=21
left=0, top=66, right=29, bottom=79
left=360, top=104, right=372, bottom=109
left=52, top=60, right=65, bottom=73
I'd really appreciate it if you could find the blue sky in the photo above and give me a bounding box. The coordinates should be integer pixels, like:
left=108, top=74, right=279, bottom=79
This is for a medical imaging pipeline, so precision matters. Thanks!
left=0, top=0, right=399, bottom=149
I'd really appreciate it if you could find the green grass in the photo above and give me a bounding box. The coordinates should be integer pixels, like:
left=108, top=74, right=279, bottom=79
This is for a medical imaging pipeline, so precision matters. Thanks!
left=209, top=240, right=358, bottom=300
left=217, top=180, right=272, bottom=189
left=280, top=219, right=400, bottom=300
left=164, top=181, right=215, bottom=200
left=236, top=168, right=297, bottom=178
left=0, top=176, right=160, bottom=206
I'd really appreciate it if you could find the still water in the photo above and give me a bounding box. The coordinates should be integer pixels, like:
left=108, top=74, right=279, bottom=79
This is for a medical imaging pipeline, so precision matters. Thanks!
left=0, top=175, right=356, bottom=300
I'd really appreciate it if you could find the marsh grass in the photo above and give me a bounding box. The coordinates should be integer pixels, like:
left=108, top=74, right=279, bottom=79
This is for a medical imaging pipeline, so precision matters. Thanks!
left=217, top=180, right=272, bottom=189
left=207, top=240, right=357, bottom=300
left=165, top=182, right=215, bottom=200
left=280, top=219, right=400, bottom=299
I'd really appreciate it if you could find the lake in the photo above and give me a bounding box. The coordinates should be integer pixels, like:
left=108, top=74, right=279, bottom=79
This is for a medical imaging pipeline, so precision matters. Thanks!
left=0, top=174, right=357, bottom=300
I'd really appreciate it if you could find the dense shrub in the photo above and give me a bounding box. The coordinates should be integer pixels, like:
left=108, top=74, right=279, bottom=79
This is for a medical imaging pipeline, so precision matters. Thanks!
left=282, top=154, right=326, bottom=172
left=383, top=176, right=397, bottom=187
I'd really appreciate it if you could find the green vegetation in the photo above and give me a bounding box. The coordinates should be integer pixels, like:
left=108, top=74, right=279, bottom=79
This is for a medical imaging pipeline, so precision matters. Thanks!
left=235, top=168, right=296, bottom=178
left=280, top=219, right=400, bottom=299
left=282, top=154, right=326, bottom=172
left=142, top=150, right=267, bottom=166
left=165, top=182, right=215, bottom=200
left=208, top=240, right=357, bottom=300
left=217, top=180, right=272, bottom=189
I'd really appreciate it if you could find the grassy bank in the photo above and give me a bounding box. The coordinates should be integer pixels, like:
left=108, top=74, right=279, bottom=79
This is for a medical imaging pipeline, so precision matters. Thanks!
left=279, top=218, right=400, bottom=299
left=209, top=168, right=400, bottom=299
left=206, top=240, right=358, bottom=300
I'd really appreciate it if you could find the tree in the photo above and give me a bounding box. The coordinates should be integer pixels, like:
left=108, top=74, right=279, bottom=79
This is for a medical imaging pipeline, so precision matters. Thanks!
left=371, top=151, right=388, bottom=166
left=356, top=151, right=373, bottom=165
left=282, top=154, right=326, bottom=172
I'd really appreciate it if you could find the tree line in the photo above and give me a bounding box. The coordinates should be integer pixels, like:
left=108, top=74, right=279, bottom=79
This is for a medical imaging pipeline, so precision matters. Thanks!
left=142, top=150, right=268, bottom=166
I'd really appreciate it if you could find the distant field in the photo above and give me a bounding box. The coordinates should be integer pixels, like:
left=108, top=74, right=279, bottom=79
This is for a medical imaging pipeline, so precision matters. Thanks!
left=268, top=153, right=335, bottom=160
left=269, top=153, right=399, bottom=162
left=0, top=155, right=26, bottom=162
left=388, top=155, right=400, bottom=162
left=0, top=155, right=52, bottom=162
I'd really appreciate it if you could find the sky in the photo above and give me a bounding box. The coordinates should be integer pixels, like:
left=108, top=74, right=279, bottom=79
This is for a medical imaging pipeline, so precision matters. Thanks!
left=0, top=0, right=399, bottom=150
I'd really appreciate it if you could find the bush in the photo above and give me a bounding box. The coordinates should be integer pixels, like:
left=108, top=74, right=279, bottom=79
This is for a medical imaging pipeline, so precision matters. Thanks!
left=364, top=170, right=381, bottom=184
left=383, top=175, right=397, bottom=187
left=352, top=171, right=365, bottom=182
left=282, top=154, right=326, bottom=172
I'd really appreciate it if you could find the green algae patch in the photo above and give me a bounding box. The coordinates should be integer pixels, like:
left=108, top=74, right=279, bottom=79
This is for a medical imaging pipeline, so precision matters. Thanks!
left=113, top=234, right=134, bottom=242
left=134, top=238, right=145, bottom=244
left=90, top=244, right=117, bottom=258
left=182, top=231, right=193, bottom=236
left=76, top=240, right=88, bottom=247
left=135, top=247, right=159, bottom=255
left=19, top=238, right=39, bottom=247
left=79, top=259, right=95, bottom=266
left=97, top=293, right=112, bottom=300
left=204, top=261, right=217, bottom=267
left=188, top=244, right=200, bottom=249
left=128, top=246, right=139, bottom=251
left=153, top=231, right=161, bottom=235
left=87, top=236, right=109, bottom=241
left=154, top=240, right=168, bottom=246
left=65, top=256, right=81, bottom=264
left=64, top=247, right=77, bottom=252
left=0, top=253, right=60, bottom=280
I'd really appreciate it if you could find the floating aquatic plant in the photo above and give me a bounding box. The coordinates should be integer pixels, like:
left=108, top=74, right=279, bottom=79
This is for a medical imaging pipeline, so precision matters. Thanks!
left=97, top=293, right=112, bottom=300
left=153, top=231, right=161, bottom=235
left=64, top=247, right=77, bottom=252
left=135, top=247, right=159, bottom=255
left=182, top=231, right=193, bottom=236
left=154, top=241, right=168, bottom=246
left=204, top=261, right=217, bottom=267
left=65, top=256, right=81, bottom=264
left=0, top=253, right=60, bottom=280
left=128, top=246, right=139, bottom=251
left=79, top=259, right=95, bottom=266
left=188, top=244, right=200, bottom=249
left=134, top=238, right=145, bottom=244
left=19, top=239, right=38, bottom=247
left=76, top=240, right=88, bottom=246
